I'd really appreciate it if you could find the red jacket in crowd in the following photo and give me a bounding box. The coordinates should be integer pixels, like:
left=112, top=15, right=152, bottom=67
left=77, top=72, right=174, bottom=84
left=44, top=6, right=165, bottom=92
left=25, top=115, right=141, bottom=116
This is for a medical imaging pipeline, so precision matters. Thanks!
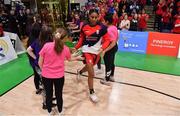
left=156, top=3, right=164, bottom=16
left=138, top=14, right=149, bottom=29
left=162, top=11, right=171, bottom=23
left=173, top=18, right=180, bottom=34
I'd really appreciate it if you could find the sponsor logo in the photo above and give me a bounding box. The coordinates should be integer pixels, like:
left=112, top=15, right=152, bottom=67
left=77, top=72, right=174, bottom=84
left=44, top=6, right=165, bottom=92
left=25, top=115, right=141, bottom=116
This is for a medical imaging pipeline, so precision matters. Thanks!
left=147, top=32, right=180, bottom=57
left=118, top=31, right=148, bottom=54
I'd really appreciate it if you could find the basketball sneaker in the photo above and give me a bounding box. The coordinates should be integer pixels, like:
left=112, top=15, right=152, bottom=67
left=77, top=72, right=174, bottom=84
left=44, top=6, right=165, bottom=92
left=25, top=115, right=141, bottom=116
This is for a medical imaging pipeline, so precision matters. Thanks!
left=109, top=76, right=115, bottom=82
left=95, top=68, right=103, bottom=75
left=48, top=112, right=52, bottom=116
left=100, top=79, right=111, bottom=86
left=89, top=93, right=99, bottom=103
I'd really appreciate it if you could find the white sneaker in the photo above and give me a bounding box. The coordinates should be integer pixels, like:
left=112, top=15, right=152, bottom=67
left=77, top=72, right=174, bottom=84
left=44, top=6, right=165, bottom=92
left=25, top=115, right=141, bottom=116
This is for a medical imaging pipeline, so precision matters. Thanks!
left=95, top=68, right=103, bottom=75
left=89, top=93, right=99, bottom=103
left=58, top=112, right=63, bottom=116
left=100, top=79, right=111, bottom=86
left=57, top=108, right=65, bottom=116
left=109, top=76, right=115, bottom=82
left=48, top=112, right=52, bottom=116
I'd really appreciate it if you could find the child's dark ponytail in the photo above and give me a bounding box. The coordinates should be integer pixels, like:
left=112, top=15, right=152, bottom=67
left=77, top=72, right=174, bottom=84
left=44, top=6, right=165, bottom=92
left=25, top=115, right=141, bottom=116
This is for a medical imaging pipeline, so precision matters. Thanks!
left=54, top=28, right=67, bottom=54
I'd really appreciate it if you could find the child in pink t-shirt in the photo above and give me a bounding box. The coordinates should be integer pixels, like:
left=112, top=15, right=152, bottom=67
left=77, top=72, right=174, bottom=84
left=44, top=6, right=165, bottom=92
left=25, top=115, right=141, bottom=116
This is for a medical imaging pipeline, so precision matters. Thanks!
left=100, top=13, right=119, bottom=86
left=39, top=28, right=83, bottom=115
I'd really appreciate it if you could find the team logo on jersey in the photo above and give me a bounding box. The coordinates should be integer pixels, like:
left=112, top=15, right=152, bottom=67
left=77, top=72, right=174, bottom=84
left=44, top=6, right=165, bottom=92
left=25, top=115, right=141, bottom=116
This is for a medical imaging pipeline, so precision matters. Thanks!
left=96, top=30, right=99, bottom=35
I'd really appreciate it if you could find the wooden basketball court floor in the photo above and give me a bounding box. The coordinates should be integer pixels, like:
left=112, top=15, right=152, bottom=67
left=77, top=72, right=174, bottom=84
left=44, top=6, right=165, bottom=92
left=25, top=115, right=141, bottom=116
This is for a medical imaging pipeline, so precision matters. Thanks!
left=0, top=61, right=180, bottom=116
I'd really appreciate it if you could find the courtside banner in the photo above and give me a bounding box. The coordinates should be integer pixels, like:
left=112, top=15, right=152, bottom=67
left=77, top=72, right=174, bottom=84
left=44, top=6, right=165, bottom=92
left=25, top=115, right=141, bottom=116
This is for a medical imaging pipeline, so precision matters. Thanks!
left=118, top=31, right=149, bottom=54
left=4, top=32, right=26, bottom=54
left=147, top=32, right=180, bottom=57
left=0, top=36, right=17, bottom=65
left=178, top=45, right=180, bottom=58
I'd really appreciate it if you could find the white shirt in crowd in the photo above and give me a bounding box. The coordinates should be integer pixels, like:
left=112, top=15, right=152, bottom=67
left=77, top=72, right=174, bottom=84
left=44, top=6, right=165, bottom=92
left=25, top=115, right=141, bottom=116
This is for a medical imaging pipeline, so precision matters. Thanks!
left=119, top=19, right=130, bottom=30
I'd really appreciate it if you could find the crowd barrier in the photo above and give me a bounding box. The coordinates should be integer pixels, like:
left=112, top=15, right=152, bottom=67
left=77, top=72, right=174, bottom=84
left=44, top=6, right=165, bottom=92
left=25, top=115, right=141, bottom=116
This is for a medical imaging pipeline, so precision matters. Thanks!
left=118, top=31, right=180, bottom=58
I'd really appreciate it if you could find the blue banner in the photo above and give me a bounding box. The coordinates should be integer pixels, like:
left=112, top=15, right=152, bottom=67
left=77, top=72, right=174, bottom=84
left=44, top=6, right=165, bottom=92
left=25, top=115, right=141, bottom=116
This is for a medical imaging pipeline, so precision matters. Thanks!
left=118, top=31, right=149, bottom=54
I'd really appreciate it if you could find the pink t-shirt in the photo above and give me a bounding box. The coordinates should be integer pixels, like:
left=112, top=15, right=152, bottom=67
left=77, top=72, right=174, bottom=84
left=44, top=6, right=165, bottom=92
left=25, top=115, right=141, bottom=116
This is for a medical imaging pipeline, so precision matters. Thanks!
left=39, top=42, right=71, bottom=78
left=108, top=25, right=118, bottom=42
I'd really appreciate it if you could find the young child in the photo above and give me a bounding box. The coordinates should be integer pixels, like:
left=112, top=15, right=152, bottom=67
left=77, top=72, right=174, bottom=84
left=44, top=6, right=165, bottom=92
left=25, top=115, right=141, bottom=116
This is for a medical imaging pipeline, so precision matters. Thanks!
left=38, top=28, right=83, bottom=116
left=100, top=13, right=118, bottom=85
left=27, top=25, right=53, bottom=94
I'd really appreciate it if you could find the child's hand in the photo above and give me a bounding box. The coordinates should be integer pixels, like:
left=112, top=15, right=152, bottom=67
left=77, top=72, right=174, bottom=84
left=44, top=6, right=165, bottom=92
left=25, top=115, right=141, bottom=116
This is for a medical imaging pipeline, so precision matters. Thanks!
left=70, top=48, right=77, bottom=53
left=76, top=55, right=84, bottom=61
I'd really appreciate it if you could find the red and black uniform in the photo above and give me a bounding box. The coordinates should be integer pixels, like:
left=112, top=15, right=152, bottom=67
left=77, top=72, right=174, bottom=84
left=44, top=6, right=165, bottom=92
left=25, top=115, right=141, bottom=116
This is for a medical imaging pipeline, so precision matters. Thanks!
left=75, top=22, right=110, bottom=65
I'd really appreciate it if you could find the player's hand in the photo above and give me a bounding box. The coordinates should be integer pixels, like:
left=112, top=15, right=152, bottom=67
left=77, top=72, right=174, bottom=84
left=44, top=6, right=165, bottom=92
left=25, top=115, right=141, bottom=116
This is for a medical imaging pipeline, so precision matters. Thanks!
left=98, top=48, right=103, bottom=55
left=101, top=51, right=105, bottom=58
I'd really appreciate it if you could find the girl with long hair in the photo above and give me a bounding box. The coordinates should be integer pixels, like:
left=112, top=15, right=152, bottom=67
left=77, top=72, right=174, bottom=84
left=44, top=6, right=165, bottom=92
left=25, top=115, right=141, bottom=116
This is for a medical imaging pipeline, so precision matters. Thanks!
left=73, top=9, right=110, bottom=103
left=27, top=25, right=53, bottom=94
left=38, top=28, right=83, bottom=115
left=100, top=13, right=118, bottom=85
